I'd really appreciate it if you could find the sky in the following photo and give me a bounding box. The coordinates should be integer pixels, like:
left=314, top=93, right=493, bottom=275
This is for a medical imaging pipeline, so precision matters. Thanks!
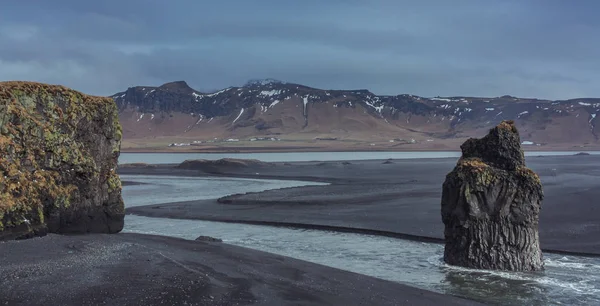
left=1, top=0, right=599, bottom=99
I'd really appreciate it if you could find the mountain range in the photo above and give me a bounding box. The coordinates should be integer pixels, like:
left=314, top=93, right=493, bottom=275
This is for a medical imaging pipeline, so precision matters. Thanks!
left=111, top=79, right=600, bottom=151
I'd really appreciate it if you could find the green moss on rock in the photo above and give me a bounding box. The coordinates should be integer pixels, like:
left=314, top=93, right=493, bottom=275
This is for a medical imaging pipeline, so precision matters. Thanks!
left=0, top=81, right=124, bottom=240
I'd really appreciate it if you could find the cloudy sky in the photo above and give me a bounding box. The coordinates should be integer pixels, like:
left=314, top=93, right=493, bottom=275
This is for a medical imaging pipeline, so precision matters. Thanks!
left=1, top=0, right=598, bottom=99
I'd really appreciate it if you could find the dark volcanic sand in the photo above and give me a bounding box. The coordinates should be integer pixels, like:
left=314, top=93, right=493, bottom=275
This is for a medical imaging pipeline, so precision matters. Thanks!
left=0, top=233, right=483, bottom=306
left=122, top=155, right=600, bottom=256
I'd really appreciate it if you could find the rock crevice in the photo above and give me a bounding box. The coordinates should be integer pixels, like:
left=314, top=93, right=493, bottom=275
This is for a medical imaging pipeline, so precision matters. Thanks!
left=441, top=120, right=544, bottom=271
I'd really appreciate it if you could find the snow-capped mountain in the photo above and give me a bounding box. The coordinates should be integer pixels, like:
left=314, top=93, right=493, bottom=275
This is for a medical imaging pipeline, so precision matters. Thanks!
left=111, top=79, right=600, bottom=148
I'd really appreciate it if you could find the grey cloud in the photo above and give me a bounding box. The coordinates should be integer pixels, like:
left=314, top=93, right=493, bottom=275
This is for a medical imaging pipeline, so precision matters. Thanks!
left=0, top=0, right=600, bottom=99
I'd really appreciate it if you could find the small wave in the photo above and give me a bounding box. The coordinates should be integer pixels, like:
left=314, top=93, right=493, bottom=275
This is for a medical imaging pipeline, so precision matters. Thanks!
left=536, top=277, right=600, bottom=296
left=544, top=258, right=600, bottom=271
left=435, top=257, right=600, bottom=297
left=426, top=254, right=444, bottom=266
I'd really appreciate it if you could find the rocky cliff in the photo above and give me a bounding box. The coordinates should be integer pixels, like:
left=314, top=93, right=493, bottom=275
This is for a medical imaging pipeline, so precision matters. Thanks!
left=441, top=120, right=544, bottom=271
left=0, top=81, right=124, bottom=240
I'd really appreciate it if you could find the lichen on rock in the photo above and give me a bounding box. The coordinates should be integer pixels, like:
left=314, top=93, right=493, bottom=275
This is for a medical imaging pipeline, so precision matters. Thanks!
left=0, top=81, right=124, bottom=240
left=441, top=120, right=544, bottom=271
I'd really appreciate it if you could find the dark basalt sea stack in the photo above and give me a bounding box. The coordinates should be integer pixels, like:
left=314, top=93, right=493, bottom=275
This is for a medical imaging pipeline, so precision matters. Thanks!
left=441, top=120, right=544, bottom=271
left=0, top=81, right=124, bottom=240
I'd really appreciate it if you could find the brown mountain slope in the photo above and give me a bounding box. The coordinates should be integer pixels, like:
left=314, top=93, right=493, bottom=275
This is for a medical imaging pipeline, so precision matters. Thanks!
left=113, top=80, right=600, bottom=151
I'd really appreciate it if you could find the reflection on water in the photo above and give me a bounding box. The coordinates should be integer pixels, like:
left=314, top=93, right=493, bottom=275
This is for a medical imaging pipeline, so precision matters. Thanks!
left=122, top=175, right=600, bottom=305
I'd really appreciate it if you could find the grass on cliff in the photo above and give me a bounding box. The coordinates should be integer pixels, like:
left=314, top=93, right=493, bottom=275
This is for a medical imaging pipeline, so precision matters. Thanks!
left=0, top=81, right=122, bottom=231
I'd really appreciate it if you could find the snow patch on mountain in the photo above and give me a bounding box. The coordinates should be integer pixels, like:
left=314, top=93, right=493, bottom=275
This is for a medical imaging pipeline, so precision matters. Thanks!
left=302, top=96, right=309, bottom=115
left=364, top=100, right=384, bottom=113
left=233, top=108, right=244, bottom=124
left=206, top=88, right=231, bottom=97
left=145, top=89, right=155, bottom=97
left=259, top=89, right=282, bottom=97
left=245, top=78, right=286, bottom=86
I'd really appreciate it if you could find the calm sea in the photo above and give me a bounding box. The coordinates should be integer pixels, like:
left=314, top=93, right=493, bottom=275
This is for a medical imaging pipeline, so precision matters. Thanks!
left=119, top=151, right=600, bottom=164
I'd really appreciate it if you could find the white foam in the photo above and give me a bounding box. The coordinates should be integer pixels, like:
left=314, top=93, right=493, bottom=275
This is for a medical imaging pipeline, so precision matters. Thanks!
left=545, top=258, right=600, bottom=271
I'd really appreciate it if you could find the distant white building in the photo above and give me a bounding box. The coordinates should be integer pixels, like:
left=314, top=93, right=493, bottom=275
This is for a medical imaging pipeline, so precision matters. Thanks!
left=168, top=143, right=191, bottom=147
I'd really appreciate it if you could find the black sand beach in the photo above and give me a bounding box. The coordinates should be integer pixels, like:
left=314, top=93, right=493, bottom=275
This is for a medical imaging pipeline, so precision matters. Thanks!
left=4, top=154, right=597, bottom=306
left=0, top=233, right=483, bottom=306
left=122, top=155, right=600, bottom=256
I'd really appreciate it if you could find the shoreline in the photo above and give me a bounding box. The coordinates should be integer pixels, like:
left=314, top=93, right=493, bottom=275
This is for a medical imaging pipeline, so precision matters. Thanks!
left=1, top=233, right=484, bottom=306
left=121, top=155, right=600, bottom=256
left=127, top=212, right=600, bottom=259
left=120, top=147, right=600, bottom=154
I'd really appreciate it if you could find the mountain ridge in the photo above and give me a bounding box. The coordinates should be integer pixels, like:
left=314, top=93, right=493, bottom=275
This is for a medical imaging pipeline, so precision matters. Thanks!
left=111, top=79, right=600, bottom=149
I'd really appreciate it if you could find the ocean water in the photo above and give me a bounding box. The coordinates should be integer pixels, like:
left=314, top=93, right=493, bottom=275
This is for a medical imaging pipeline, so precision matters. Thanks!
left=124, top=215, right=600, bottom=306
left=122, top=175, right=600, bottom=306
left=118, top=151, right=600, bottom=164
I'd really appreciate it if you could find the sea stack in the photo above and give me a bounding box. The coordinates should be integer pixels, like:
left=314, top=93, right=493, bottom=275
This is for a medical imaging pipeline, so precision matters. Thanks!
left=441, top=120, right=544, bottom=271
left=0, top=81, right=124, bottom=240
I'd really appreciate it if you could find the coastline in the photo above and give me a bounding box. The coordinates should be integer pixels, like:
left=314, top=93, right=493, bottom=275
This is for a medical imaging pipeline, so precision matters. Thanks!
left=120, top=146, right=600, bottom=154
left=0, top=233, right=484, bottom=306
left=122, top=155, right=600, bottom=256
left=5, top=154, right=595, bottom=305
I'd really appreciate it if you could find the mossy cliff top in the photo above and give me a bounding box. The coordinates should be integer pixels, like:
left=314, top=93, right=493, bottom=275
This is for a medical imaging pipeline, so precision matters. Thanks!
left=0, top=81, right=124, bottom=240
left=459, top=120, right=525, bottom=171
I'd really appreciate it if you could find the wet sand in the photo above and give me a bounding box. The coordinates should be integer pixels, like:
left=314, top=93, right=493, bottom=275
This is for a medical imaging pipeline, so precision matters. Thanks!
left=122, top=155, right=600, bottom=256
left=0, top=233, right=483, bottom=306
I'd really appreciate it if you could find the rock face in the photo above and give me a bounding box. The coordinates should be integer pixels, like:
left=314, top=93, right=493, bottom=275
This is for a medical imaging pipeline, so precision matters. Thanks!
left=0, top=81, right=124, bottom=240
left=441, top=120, right=544, bottom=271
